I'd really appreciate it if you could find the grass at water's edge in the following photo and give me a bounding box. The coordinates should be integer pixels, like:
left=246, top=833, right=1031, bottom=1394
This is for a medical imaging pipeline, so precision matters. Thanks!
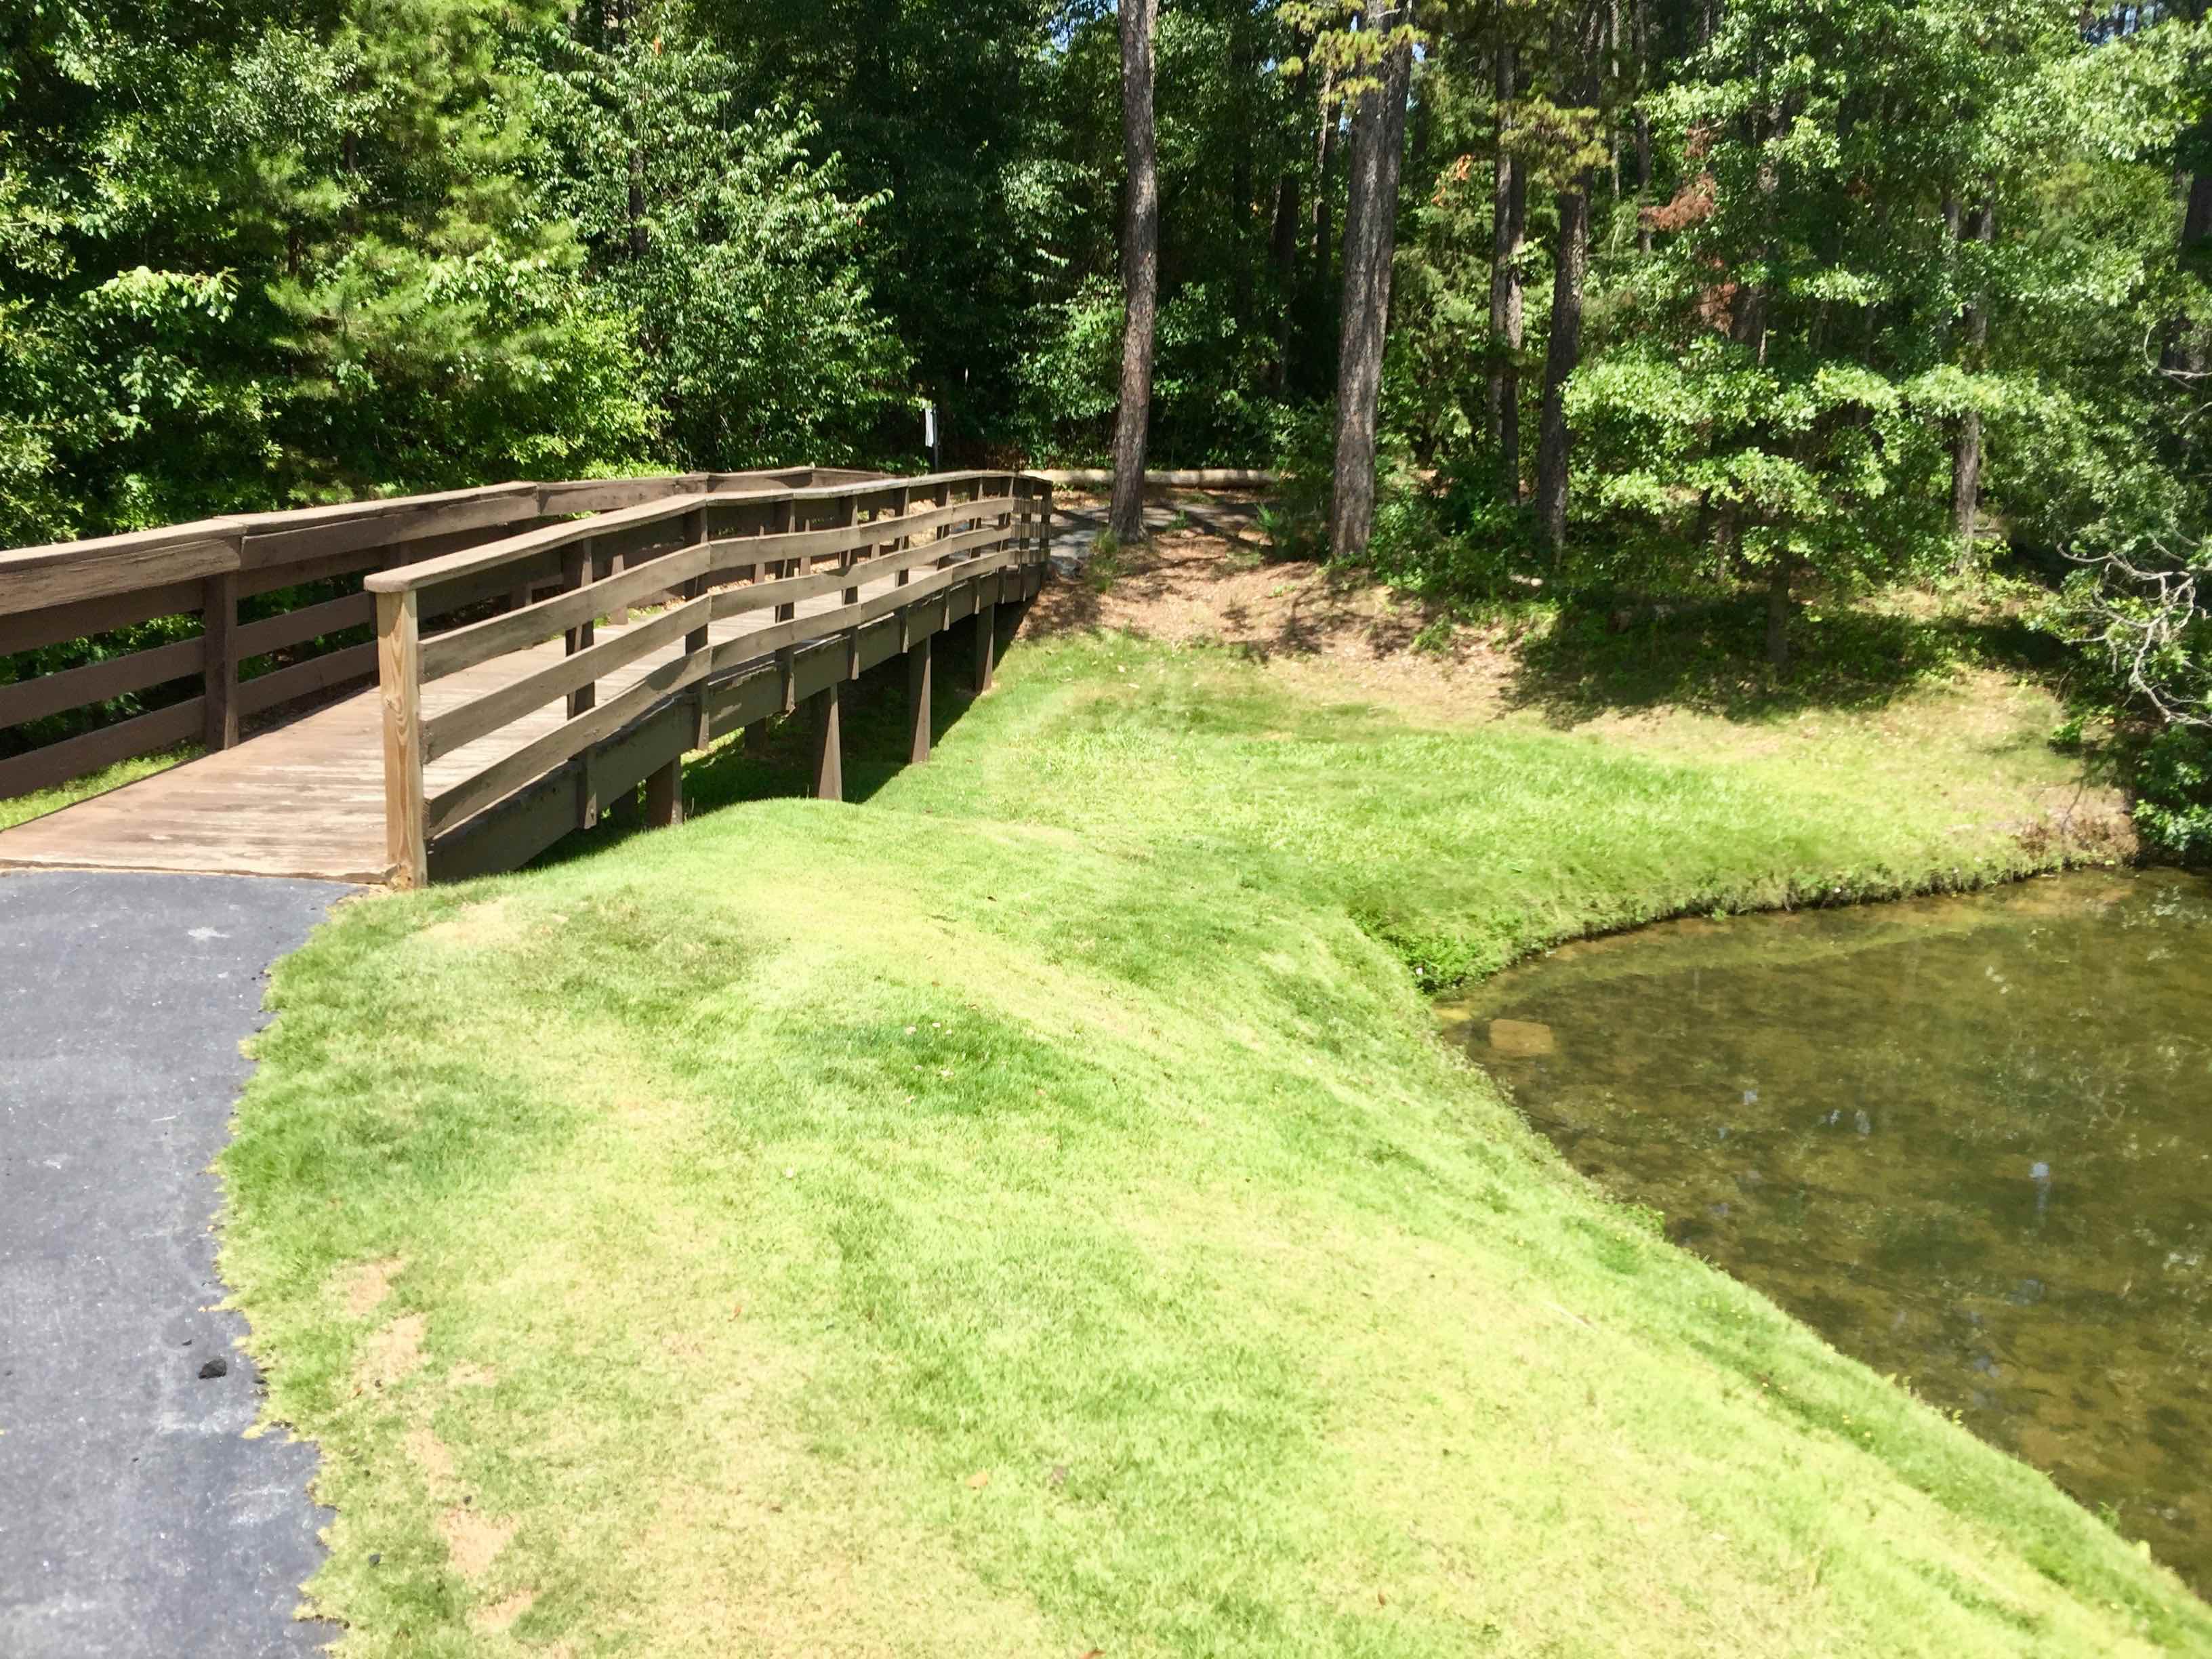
left=220, top=631, right=2206, bottom=1656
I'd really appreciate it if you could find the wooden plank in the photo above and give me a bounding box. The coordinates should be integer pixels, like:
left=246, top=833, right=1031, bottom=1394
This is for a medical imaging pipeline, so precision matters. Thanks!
left=0, top=581, right=208, bottom=656
left=202, top=572, right=240, bottom=750
left=234, top=589, right=375, bottom=659
left=237, top=483, right=538, bottom=566
left=708, top=520, right=1016, bottom=621
left=366, top=491, right=723, bottom=599
left=426, top=646, right=714, bottom=838
left=376, top=588, right=427, bottom=888
left=237, top=640, right=378, bottom=717
left=419, top=542, right=714, bottom=683
left=703, top=547, right=1015, bottom=677
left=423, top=596, right=712, bottom=762
left=809, top=682, right=842, bottom=802
left=0, top=524, right=243, bottom=615
left=0, top=635, right=206, bottom=730
left=907, top=638, right=932, bottom=765
left=0, top=697, right=204, bottom=800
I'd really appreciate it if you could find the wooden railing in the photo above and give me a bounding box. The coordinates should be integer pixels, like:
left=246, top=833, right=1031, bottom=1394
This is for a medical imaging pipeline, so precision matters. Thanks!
left=366, top=470, right=1052, bottom=886
left=0, top=468, right=832, bottom=800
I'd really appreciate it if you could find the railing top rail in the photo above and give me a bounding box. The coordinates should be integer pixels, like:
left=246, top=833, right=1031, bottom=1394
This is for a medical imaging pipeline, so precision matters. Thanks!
left=0, top=470, right=813, bottom=620
left=362, top=469, right=1044, bottom=600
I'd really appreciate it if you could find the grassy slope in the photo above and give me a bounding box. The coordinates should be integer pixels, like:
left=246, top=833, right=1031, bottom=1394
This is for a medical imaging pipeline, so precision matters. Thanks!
left=222, top=629, right=2206, bottom=1656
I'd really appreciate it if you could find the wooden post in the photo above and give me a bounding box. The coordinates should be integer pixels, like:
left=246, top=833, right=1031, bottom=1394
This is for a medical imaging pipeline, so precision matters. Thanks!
left=201, top=568, right=240, bottom=752
left=773, top=499, right=797, bottom=622
left=375, top=587, right=428, bottom=888
left=808, top=682, right=842, bottom=802
left=644, top=758, right=683, bottom=828
left=683, top=508, right=711, bottom=750
left=907, top=636, right=932, bottom=765
left=563, top=542, right=596, bottom=718
left=974, top=592, right=996, bottom=693
left=895, top=484, right=914, bottom=589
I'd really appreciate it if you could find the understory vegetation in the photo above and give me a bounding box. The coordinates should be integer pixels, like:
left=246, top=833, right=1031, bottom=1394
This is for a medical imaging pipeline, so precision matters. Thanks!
left=221, top=626, right=2206, bottom=1656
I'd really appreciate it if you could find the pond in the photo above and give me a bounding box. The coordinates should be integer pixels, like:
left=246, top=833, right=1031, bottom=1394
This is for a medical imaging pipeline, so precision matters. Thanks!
left=1442, top=869, right=2212, bottom=1592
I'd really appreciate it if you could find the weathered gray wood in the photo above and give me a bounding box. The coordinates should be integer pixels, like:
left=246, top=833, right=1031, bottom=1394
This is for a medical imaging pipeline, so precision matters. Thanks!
left=0, top=523, right=243, bottom=616
left=0, top=582, right=205, bottom=657
left=0, top=635, right=206, bottom=731
left=809, top=682, right=842, bottom=802
left=237, top=640, right=379, bottom=717
left=424, top=596, right=712, bottom=763
left=974, top=599, right=996, bottom=692
left=233, top=588, right=375, bottom=659
left=426, top=646, right=715, bottom=838
left=644, top=756, right=681, bottom=827
left=907, top=639, right=932, bottom=766
left=201, top=572, right=241, bottom=750
left=0, top=696, right=205, bottom=800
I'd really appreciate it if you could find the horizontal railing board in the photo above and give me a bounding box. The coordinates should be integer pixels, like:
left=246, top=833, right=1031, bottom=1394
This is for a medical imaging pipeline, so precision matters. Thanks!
left=238, top=484, right=541, bottom=567
left=369, top=470, right=1042, bottom=598
left=0, top=635, right=208, bottom=730
left=424, top=594, right=714, bottom=763
left=426, top=642, right=717, bottom=837
left=420, top=543, right=719, bottom=683
left=236, top=590, right=377, bottom=659
left=0, top=581, right=209, bottom=658
left=0, top=695, right=204, bottom=798
left=238, top=640, right=378, bottom=717
left=707, top=522, right=1016, bottom=622
left=0, top=526, right=243, bottom=615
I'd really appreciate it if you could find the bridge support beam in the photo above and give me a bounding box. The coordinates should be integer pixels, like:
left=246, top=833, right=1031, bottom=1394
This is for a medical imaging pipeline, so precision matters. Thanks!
left=644, top=757, right=682, bottom=829
left=973, top=602, right=996, bottom=693
left=808, top=682, right=842, bottom=802
left=907, top=639, right=932, bottom=766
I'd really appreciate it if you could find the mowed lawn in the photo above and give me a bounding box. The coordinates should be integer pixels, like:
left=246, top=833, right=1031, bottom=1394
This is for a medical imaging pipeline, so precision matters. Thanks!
left=220, top=628, right=2208, bottom=1656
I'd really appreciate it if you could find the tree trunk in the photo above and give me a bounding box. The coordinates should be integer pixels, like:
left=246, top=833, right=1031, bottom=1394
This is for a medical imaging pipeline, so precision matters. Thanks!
left=1311, top=70, right=1340, bottom=309
left=1951, top=201, right=1994, bottom=569
left=1765, top=553, right=1794, bottom=672
left=1270, top=172, right=1301, bottom=391
left=2163, top=167, right=2212, bottom=375
left=1328, top=7, right=1415, bottom=562
left=1486, top=37, right=1527, bottom=498
left=1535, top=185, right=1590, bottom=556
left=1109, top=0, right=1161, bottom=545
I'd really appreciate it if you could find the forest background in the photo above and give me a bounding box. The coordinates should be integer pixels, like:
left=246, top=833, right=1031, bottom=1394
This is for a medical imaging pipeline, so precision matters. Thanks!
left=2, top=0, right=2208, bottom=847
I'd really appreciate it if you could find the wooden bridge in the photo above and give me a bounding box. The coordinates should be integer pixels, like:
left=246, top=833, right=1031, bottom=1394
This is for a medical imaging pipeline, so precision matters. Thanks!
left=0, top=469, right=1052, bottom=886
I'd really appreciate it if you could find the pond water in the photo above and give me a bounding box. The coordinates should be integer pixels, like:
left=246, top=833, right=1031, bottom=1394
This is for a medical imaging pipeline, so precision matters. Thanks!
left=1443, top=869, right=2212, bottom=1591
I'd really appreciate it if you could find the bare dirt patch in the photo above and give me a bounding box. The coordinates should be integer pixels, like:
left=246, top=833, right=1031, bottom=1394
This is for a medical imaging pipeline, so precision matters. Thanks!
left=472, top=1588, right=538, bottom=1634
left=356, top=1312, right=428, bottom=1392
left=1029, top=501, right=1513, bottom=721
left=419, top=898, right=527, bottom=951
left=335, top=1256, right=404, bottom=1317
left=439, top=1507, right=516, bottom=1580
left=406, top=1425, right=457, bottom=1486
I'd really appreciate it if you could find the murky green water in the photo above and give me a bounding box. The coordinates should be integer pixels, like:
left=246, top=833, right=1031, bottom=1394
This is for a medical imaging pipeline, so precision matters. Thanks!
left=1443, top=869, right=2212, bottom=1591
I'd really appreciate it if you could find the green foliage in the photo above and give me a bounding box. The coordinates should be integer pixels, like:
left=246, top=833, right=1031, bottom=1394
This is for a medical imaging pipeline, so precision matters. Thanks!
left=2132, top=726, right=2212, bottom=861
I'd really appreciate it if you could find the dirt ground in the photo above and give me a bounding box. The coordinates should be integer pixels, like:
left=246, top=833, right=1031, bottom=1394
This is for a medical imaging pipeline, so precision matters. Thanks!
left=1021, top=491, right=2135, bottom=857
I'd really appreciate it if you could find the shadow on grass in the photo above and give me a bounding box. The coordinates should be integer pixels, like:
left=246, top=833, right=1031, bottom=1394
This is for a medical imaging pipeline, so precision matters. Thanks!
left=1506, top=594, right=2072, bottom=727
left=523, top=611, right=1004, bottom=873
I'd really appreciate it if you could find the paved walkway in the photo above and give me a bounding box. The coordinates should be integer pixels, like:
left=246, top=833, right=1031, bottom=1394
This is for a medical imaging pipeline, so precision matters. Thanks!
left=0, top=870, right=344, bottom=1657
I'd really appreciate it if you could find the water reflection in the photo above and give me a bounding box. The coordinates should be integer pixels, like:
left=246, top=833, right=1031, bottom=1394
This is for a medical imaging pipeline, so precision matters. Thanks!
left=1443, top=869, right=2212, bottom=1591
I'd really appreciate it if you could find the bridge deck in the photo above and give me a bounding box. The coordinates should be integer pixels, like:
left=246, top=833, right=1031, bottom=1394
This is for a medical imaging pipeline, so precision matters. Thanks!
left=0, top=582, right=882, bottom=885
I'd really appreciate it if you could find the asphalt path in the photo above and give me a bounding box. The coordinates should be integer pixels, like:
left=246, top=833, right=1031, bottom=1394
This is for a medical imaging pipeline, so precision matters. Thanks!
left=0, top=869, right=347, bottom=1657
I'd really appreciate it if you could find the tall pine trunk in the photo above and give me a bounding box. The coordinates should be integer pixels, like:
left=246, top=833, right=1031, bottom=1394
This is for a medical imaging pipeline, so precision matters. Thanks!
left=1950, top=201, right=1994, bottom=569
left=1328, top=7, right=1415, bottom=562
left=1486, top=36, right=1527, bottom=499
left=2164, top=168, right=2212, bottom=375
left=1270, top=173, right=1300, bottom=390
left=1109, top=0, right=1161, bottom=544
left=1535, top=185, right=1589, bottom=556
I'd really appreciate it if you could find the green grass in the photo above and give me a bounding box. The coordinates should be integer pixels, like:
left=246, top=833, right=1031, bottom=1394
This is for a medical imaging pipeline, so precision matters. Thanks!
left=221, top=628, right=2203, bottom=1656
left=0, top=743, right=195, bottom=831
